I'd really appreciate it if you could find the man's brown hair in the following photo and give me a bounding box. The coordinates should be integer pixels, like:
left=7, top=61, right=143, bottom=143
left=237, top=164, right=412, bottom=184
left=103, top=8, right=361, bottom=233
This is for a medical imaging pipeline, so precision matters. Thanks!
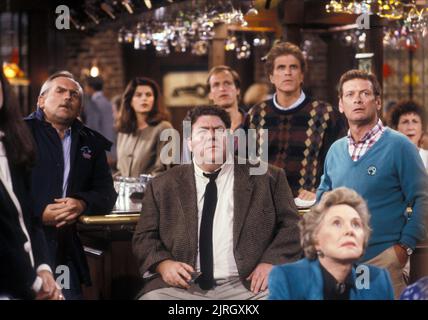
left=337, top=69, right=381, bottom=98
left=264, top=41, right=306, bottom=76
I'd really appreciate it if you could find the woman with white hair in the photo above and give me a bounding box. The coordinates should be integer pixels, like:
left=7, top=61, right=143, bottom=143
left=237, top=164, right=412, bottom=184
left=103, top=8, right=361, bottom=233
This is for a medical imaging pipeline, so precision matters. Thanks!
left=268, top=187, right=394, bottom=300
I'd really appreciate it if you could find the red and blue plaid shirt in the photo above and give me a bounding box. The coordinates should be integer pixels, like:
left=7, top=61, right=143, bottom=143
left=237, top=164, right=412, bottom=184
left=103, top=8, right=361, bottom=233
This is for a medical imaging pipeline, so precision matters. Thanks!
left=347, top=119, right=385, bottom=161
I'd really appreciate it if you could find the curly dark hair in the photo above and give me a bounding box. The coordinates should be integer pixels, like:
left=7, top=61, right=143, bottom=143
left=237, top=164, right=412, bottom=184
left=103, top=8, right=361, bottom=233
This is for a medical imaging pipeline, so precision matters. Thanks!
left=0, top=64, right=35, bottom=170
left=389, top=100, right=427, bottom=132
left=116, top=77, right=170, bottom=134
left=187, top=105, right=231, bottom=129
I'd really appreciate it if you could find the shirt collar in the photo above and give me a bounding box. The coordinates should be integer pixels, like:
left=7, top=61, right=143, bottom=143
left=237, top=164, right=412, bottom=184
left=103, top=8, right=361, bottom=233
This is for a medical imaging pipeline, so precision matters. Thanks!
left=35, top=107, right=76, bottom=133
left=193, top=159, right=230, bottom=181
left=63, top=127, right=72, bottom=139
left=273, top=91, right=306, bottom=111
left=35, top=107, right=46, bottom=121
left=319, top=261, right=354, bottom=300
left=347, top=118, right=384, bottom=144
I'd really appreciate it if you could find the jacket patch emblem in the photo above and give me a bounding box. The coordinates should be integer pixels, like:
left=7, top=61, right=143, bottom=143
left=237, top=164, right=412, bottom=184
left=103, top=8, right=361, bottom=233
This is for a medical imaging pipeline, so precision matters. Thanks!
left=367, top=165, right=377, bottom=176
left=81, top=146, right=92, bottom=160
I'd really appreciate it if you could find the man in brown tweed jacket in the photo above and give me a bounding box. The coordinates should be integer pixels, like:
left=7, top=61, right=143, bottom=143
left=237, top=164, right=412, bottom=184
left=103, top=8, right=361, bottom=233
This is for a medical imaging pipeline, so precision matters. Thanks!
left=133, top=105, right=301, bottom=299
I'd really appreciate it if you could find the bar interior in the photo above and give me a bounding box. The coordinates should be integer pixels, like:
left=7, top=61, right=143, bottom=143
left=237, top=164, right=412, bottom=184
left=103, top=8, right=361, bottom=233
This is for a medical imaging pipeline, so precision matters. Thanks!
left=1, top=0, right=427, bottom=301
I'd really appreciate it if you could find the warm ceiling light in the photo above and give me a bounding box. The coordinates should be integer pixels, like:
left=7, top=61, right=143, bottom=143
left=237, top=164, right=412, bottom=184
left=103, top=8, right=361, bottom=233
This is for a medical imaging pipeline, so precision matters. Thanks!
left=89, top=59, right=100, bottom=77
left=3, top=62, right=18, bottom=78
left=90, top=65, right=99, bottom=77
left=2, top=62, right=30, bottom=86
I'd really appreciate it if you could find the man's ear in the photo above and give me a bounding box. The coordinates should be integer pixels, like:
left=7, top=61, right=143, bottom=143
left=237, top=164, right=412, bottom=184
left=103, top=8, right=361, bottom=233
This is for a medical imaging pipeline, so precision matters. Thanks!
left=38, top=95, right=45, bottom=110
left=375, top=96, right=382, bottom=111
left=338, top=98, right=344, bottom=114
left=208, top=90, right=214, bottom=102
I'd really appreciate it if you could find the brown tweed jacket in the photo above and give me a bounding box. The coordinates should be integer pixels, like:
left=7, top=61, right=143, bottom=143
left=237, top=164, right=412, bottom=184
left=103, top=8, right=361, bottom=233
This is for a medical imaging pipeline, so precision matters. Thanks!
left=132, top=162, right=302, bottom=294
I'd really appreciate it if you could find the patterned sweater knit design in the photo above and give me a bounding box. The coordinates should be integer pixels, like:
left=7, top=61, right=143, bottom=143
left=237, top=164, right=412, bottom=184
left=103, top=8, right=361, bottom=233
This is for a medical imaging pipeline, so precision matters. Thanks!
left=248, top=97, right=346, bottom=196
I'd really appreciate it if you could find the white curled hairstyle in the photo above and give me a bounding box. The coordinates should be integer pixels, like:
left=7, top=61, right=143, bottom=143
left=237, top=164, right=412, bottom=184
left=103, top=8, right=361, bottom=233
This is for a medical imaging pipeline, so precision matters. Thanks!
left=299, top=187, right=372, bottom=260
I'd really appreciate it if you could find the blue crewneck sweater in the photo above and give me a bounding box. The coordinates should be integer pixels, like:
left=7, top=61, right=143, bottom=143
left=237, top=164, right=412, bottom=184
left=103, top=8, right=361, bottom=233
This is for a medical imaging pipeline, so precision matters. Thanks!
left=317, top=128, right=428, bottom=261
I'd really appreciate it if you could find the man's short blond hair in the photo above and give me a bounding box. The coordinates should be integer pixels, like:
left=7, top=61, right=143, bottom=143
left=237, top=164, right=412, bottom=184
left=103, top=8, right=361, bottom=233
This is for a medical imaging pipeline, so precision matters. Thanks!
left=206, top=65, right=241, bottom=93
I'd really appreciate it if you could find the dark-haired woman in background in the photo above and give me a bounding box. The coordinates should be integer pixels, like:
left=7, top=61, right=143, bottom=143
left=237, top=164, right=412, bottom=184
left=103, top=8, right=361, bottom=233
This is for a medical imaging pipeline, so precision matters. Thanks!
left=0, top=67, right=61, bottom=299
left=389, top=101, right=428, bottom=170
left=116, top=77, right=173, bottom=177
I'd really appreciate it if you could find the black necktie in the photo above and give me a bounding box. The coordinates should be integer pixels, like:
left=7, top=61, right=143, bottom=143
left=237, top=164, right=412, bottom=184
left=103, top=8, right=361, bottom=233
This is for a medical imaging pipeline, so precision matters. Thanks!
left=198, top=169, right=220, bottom=290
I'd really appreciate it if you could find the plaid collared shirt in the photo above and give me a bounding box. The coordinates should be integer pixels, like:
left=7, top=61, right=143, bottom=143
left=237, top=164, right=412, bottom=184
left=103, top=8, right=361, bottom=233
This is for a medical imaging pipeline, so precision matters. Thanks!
left=347, top=119, right=385, bottom=161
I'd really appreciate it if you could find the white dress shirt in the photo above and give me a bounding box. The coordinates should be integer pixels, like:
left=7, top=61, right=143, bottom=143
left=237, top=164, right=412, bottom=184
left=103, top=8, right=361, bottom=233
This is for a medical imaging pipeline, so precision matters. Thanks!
left=193, top=160, right=239, bottom=279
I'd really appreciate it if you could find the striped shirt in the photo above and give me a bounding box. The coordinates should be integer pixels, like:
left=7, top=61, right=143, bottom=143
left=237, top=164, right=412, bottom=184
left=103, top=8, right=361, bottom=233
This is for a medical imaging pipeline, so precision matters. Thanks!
left=347, top=119, right=385, bottom=161
left=61, top=128, right=72, bottom=197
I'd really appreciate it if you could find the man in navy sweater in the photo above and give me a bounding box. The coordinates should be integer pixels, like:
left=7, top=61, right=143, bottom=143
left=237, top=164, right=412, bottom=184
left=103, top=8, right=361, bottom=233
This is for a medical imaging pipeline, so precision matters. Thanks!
left=24, top=71, right=117, bottom=299
left=317, top=69, right=428, bottom=298
left=248, top=42, right=346, bottom=200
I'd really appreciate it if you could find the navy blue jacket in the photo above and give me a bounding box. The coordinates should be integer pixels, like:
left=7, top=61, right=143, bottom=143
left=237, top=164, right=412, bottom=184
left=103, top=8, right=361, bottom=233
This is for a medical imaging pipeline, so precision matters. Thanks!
left=24, top=109, right=117, bottom=285
left=268, top=258, right=394, bottom=300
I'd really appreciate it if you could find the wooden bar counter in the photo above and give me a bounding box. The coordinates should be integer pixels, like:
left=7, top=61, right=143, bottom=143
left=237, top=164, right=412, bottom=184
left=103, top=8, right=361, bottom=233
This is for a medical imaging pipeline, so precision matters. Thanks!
left=77, top=196, right=143, bottom=300
left=78, top=200, right=427, bottom=299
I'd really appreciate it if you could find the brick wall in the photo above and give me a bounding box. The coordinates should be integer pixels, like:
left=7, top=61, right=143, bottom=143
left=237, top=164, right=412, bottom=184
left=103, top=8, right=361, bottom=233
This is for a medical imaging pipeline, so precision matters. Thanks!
left=61, top=29, right=125, bottom=99
left=302, top=32, right=329, bottom=102
left=253, top=46, right=269, bottom=83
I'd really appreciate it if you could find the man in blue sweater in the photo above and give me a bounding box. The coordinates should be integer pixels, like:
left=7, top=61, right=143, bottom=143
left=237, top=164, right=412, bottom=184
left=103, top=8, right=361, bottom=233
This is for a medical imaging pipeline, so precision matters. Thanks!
left=317, top=69, right=428, bottom=298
